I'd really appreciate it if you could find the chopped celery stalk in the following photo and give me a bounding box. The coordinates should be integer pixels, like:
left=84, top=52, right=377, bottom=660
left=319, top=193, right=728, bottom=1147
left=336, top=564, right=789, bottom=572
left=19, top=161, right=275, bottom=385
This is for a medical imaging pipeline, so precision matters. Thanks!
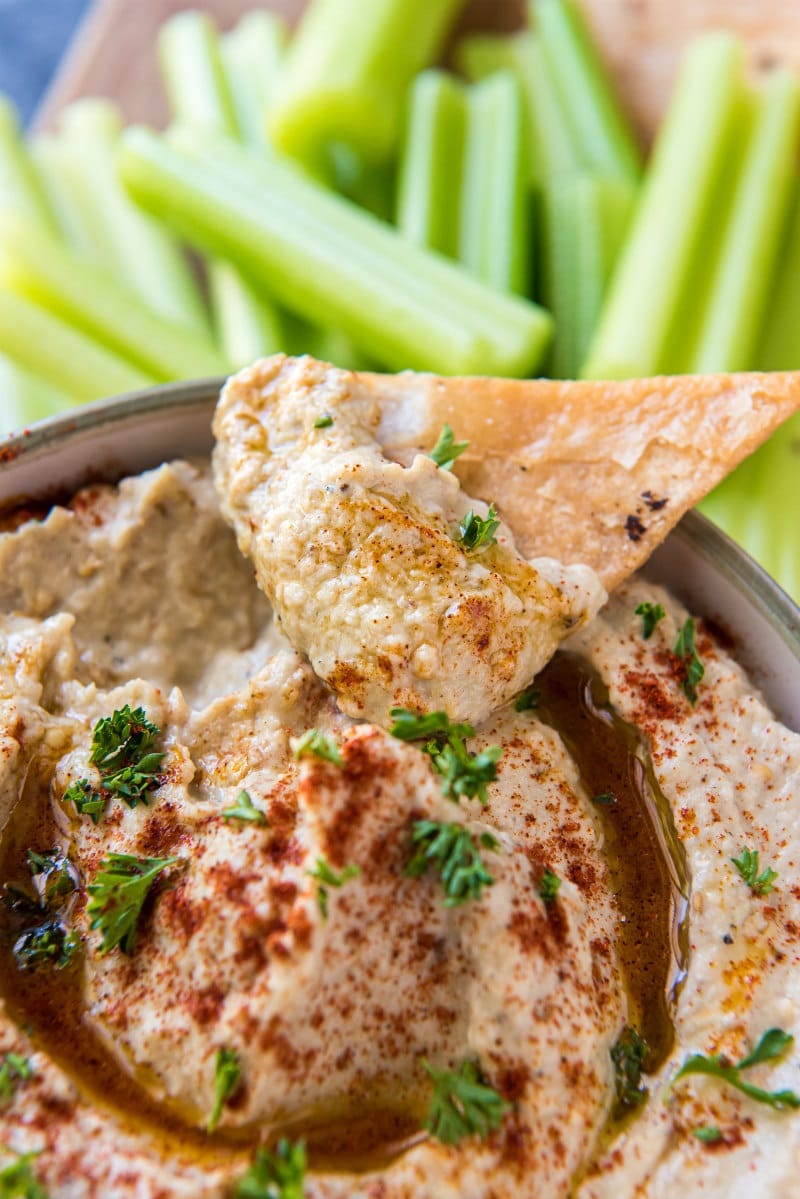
left=535, top=0, right=642, bottom=183
left=33, top=102, right=209, bottom=334
left=157, top=10, right=239, bottom=137
left=690, top=69, right=800, bottom=373
left=268, top=0, right=463, bottom=165
left=759, top=179, right=800, bottom=369
left=0, top=354, right=74, bottom=433
left=0, top=213, right=227, bottom=382
left=456, top=31, right=582, bottom=184
left=221, top=11, right=288, bottom=149
left=0, top=96, right=59, bottom=231
left=581, top=33, right=745, bottom=380
left=396, top=70, right=467, bottom=258
left=458, top=71, right=531, bottom=295
left=118, top=126, right=553, bottom=377
left=0, top=288, right=152, bottom=402
left=541, top=173, right=636, bottom=378
left=208, top=259, right=284, bottom=368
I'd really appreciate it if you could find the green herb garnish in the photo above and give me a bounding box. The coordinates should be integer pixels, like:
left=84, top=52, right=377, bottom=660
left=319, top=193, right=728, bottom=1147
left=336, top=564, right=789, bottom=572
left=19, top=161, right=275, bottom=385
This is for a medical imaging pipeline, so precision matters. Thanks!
left=406, top=820, right=498, bottom=906
left=731, top=847, right=778, bottom=896
left=306, top=858, right=361, bottom=919
left=233, top=1138, right=306, bottom=1199
left=539, top=868, right=561, bottom=904
left=513, top=686, right=541, bottom=713
left=62, top=778, right=105, bottom=824
left=388, top=707, right=501, bottom=806
left=86, top=853, right=177, bottom=955
left=292, top=729, right=343, bottom=766
left=674, top=618, right=704, bottom=705
left=208, top=1047, right=241, bottom=1133
left=611, top=1025, right=649, bottom=1113
left=635, top=601, right=666, bottom=639
left=693, top=1125, right=723, bottom=1143
left=592, top=791, right=618, bottom=806
left=422, top=1058, right=510, bottom=1144
left=0, top=1150, right=48, bottom=1199
left=13, top=923, right=79, bottom=973
left=388, top=708, right=472, bottom=743
left=0, top=1055, right=32, bottom=1104
left=314, top=414, right=333, bottom=429
left=456, top=505, right=500, bottom=554
left=26, top=851, right=75, bottom=907
left=89, top=704, right=165, bottom=806
left=429, top=423, right=469, bottom=470
left=222, top=790, right=267, bottom=826
left=674, top=1028, right=800, bottom=1111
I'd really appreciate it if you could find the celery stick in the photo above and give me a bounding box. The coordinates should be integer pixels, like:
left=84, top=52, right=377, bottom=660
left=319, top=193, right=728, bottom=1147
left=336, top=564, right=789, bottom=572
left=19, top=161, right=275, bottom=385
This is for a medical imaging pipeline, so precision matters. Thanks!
left=535, top=0, right=642, bottom=183
left=157, top=10, right=239, bottom=138
left=541, top=173, right=636, bottom=377
left=456, top=31, right=582, bottom=184
left=581, top=33, right=745, bottom=380
left=459, top=71, right=531, bottom=295
left=759, top=179, right=800, bottom=369
left=221, top=11, right=288, bottom=150
left=0, top=213, right=226, bottom=382
left=208, top=259, right=283, bottom=368
left=33, top=102, right=209, bottom=334
left=268, top=0, right=462, bottom=166
left=0, top=97, right=59, bottom=231
left=119, top=126, right=553, bottom=377
left=0, top=288, right=152, bottom=402
left=690, top=70, right=800, bottom=372
left=396, top=70, right=467, bottom=258
left=0, top=354, right=74, bottom=433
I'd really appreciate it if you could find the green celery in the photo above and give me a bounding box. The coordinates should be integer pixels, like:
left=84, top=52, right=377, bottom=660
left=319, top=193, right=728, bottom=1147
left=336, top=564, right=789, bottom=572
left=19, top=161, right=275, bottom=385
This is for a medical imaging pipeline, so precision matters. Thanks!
left=208, top=259, right=283, bottom=368
left=541, top=173, right=636, bottom=377
left=33, top=102, right=209, bottom=334
left=118, top=126, right=553, bottom=377
left=535, top=0, right=642, bottom=183
left=690, top=70, right=800, bottom=372
left=0, top=96, right=58, bottom=231
left=759, top=179, right=800, bottom=369
left=221, top=11, right=288, bottom=150
left=157, top=10, right=239, bottom=137
left=582, top=33, right=745, bottom=379
left=396, top=70, right=467, bottom=258
left=458, top=70, right=531, bottom=294
left=0, top=213, right=226, bottom=382
left=0, top=355, right=74, bottom=433
left=268, top=0, right=463, bottom=166
left=0, top=288, right=152, bottom=402
left=456, top=31, right=582, bottom=184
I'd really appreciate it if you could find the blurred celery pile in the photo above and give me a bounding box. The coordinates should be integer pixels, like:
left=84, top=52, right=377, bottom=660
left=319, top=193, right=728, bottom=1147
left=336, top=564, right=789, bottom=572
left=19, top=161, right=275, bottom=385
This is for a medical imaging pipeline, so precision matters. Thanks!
left=0, top=0, right=799, bottom=596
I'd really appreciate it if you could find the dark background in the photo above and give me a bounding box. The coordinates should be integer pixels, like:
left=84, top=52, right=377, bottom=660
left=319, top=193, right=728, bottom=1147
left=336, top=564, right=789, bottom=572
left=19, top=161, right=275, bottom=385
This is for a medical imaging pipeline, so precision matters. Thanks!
left=1, top=0, right=90, bottom=124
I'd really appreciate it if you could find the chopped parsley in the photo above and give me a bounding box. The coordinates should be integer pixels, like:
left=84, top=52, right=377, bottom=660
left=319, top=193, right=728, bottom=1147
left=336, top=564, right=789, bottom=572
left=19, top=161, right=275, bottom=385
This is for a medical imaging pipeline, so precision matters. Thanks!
left=456, top=505, right=500, bottom=554
left=0, top=1150, right=48, bottom=1199
left=0, top=1054, right=32, bottom=1104
left=232, top=1138, right=306, bottom=1199
left=635, top=601, right=665, bottom=639
left=692, top=1125, right=723, bottom=1144
left=389, top=708, right=502, bottom=807
left=592, top=791, right=618, bottom=806
left=26, top=851, right=75, bottom=908
left=292, top=729, right=343, bottom=766
left=513, top=686, right=541, bottom=713
left=611, top=1025, right=649, bottom=1114
left=208, top=1047, right=241, bottom=1133
left=389, top=709, right=472, bottom=743
left=62, top=778, right=104, bottom=824
left=731, top=846, right=778, bottom=896
left=422, top=1058, right=510, bottom=1144
left=222, top=790, right=267, bottom=826
left=306, top=858, right=361, bottom=919
left=63, top=704, right=164, bottom=823
left=539, top=868, right=561, bottom=904
left=313, top=414, right=333, bottom=429
left=86, top=853, right=177, bottom=955
left=13, top=924, right=79, bottom=973
left=406, top=820, right=498, bottom=906
left=674, top=1028, right=800, bottom=1111
left=674, top=619, right=704, bottom=705
left=429, top=423, right=469, bottom=470
left=4, top=849, right=79, bottom=973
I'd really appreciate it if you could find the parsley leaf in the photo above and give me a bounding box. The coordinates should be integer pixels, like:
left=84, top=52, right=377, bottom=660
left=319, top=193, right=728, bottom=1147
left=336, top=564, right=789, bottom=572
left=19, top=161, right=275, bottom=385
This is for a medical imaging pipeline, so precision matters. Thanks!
left=389, top=709, right=472, bottom=743
left=423, top=1058, right=510, bottom=1144
left=674, top=619, right=704, bottom=705
left=388, top=708, right=501, bottom=806
left=513, top=686, right=541, bottom=713
left=592, top=791, right=618, bottom=806
left=406, top=820, right=498, bottom=906
left=13, top=924, right=79, bottom=973
left=233, top=1138, right=306, bottom=1199
left=693, top=1125, right=722, bottom=1143
left=26, top=851, right=75, bottom=908
left=222, top=790, right=267, bottom=826
left=731, top=847, right=778, bottom=897
left=456, top=505, right=500, bottom=554
left=62, top=779, right=105, bottom=824
left=611, top=1025, right=649, bottom=1114
left=635, top=601, right=666, bottom=639
left=292, top=729, right=343, bottom=766
left=0, top=1150, right=48, bottom=1199
left=86, top=853, right=177, bottom=955
left=65, top=704, right=164, bottom=821
left=306, top=858, right=360, bottom=919
left=674, top=1028, right=800, bottom=1111
left=314, top=414, right=333, bottom=429
left=539, top=868, right=561, bottom=904
left=208, top=1047, right=241, bottom=1132
left=429, top=423, right=469, bottom=471
left=0, top=1055, right=32, bottom=1104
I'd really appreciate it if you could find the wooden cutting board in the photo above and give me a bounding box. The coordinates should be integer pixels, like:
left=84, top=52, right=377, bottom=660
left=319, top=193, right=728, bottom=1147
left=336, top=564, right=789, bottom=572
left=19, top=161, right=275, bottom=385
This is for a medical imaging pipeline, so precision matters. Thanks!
left=35, top=0, right=800, bottom=142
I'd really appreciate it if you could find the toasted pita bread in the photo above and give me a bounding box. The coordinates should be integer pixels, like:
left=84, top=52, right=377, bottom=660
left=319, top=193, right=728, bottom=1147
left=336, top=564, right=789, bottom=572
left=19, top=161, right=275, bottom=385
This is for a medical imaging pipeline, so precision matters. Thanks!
left=367, top=369, right=800, bottom=590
